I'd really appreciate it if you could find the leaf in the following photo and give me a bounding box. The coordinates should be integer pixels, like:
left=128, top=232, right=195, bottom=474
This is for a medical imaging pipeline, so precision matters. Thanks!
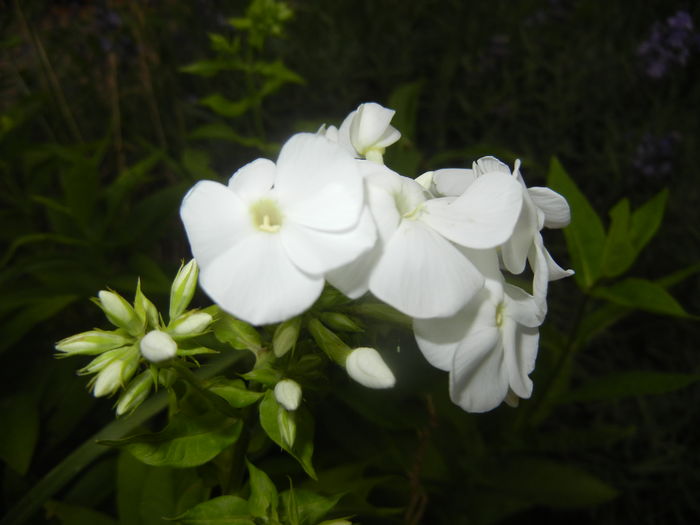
left=601, top=198, right=635, bottom=277
left=44, top=501, right=118, bottom=525
left=188, top=123, right=271, bottom=150
left=213, top=315, right=262, bottom=351
left=560, top=371, right=700, bottom=403
left=629, top=188, right=668, bottom=254
left=101, top=412, right=242, bottom=467
left=0, top=393, right=39, bottom=474
left=182, top=149, right=219, bottom=180
left=259, top=391, right=316, bottom=478
left=546, top=157, right=606, bottom=289
left=173, top=496, right=254, bottom=525
left=200, top=94, right=252, bottom=118
left=592, top=277, right=691, bottom=317
left=280, top=489, right=342, bottom=525
left=206, top=378, right=264, bottom=408
left=479, top=457, right=618, bottom=509
left=247, top=460, right=279, bottom=520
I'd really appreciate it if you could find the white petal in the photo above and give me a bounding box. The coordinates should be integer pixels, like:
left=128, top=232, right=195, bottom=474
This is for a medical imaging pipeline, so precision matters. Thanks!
left=449, top=327, right=506, bottom=413
left=501, top=194, right=538, bottom=274
left=528, top=187, right=571, bottom=228
left=180, top=181, right=254, bottom=268
left=502, top=319, right=539, bottom=399
left=369, top=221, right=484, bottom=318
left=199, top=234, right=323, bottom=325
left=227, top=158, right=276, bottom=201
left=423, top=173, right=523, bottom=249
left=432, top=168, right=476, bottom=196
left=281, top=205, right=377, bottom=275
left=473, top=156, right=511, bottom=176
left=504, top=283, right=544, bottom=328
left=350, top=103, right=397, bottom=153
left=275, top=133, right=364, bottom=231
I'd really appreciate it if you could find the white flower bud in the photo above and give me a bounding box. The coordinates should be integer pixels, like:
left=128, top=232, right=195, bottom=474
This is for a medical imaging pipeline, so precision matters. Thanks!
left=345, top=347, right=395, bottom=389
left=98, top=290, right=142, bottom=336
left=169, top=311, right=213, bottom=336
left=55, top=330, right=130, bottom=356
left=169, top=259, right=199, bottom=321
left=93, top=360, right=126, bottom=397
left=140, top=330, right=177, bottom=363
left=274, top=379, right=302, bottom=411
left=116, top=371, right=153, bottom=416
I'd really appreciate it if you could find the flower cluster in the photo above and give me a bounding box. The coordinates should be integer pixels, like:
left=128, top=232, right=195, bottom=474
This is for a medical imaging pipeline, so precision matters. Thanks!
left=180, top=102, right=573, bottom=412
left=637, top=10, right=700, bottom=79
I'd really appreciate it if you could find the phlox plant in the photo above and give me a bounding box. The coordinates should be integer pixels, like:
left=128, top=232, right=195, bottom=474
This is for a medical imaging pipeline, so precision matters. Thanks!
left=4, top=101, right=697, bottom=525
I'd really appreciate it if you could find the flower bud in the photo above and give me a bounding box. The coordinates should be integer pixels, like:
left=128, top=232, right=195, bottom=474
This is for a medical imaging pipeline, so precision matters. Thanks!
left=135, top=280, right=160, bottom=330
left=278, top=407, right=296, bottom=448
left=169, top=311, right=213, bottom=337
left=115, top=371, right=153, bottom=416
left=274, top=379, right=302, bottom=411
left=55, top=330, right=130, bottom=356
left=345, top=347, right=395, bottom=389
left=273, top=316, right=301, bottom=357
left=307, top=318, right=351, bottom=364
left=93, top=360, right=125, bottom=397
left=169, top=259, right=199, bottom=321
left=348, top=103, right=401, bottom=162
left=98, top=290, right=142, bottom=336
left=140, top=330, right=177, bottom=363
left=319, top=312, right=363, bottom=333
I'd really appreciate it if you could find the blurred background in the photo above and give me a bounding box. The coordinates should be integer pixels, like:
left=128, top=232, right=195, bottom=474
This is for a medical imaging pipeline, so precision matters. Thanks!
left=1, top=0, right=699, bottom=523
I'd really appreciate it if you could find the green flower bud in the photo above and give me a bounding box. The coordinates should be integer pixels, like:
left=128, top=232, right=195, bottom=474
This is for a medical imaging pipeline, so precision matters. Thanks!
left=272, top=316, right=301, bottom=357
left=79, top=347, right=124, bottom=375
left=169, top=259, right=199, bottom=321
left=135, top=280, right=160, bottom=330
left=319, top=312, right=363, bottom=333
left=168, top=311, right=213, bottom=337
left=307, top=318, right=351, bottom=364
left=55, top=330, right=130, bottom=356
left=115, top=371, right=153, bottom=415
left=92, top=360, right=125, bottom=397
left=97, top=290, right=142, bottom=336
left=277, top=407, right=296, bottom=448
left=140, top=330, right=177, bottom=363
left=274, top=379, right=301, bottom=411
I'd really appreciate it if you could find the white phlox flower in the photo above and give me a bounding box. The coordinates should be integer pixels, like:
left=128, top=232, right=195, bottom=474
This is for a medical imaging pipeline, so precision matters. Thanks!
left=180, top=133, right=376, bottom=325
left=413, top=277, right=543, bottom=413
left=337, top=102, right=401, bottom=163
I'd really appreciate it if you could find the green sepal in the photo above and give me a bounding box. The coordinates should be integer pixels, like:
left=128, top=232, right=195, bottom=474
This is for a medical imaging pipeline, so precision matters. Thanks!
left=307, top=318, right=350, bottom=364
left=134, top=279, right=160, bottom=331
left=319, top=312, right=363, bottom=333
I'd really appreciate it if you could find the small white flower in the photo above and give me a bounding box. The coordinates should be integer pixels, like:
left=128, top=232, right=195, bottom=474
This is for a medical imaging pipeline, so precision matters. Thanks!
left=274, top=379, right=302, bottom=411
left=345, top=347, right=395, bottom=389
left=180, top=133, right=376, bottom=325
left=337, top=102, right=401, bottom=163
left=140, top=330, right=177, bottom=363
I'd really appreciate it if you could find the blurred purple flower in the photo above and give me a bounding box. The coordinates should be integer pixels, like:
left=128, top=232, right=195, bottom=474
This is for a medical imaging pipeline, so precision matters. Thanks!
left=637, top=10, right=700, bottom=78
left=631, top=132, right=681, bottom=179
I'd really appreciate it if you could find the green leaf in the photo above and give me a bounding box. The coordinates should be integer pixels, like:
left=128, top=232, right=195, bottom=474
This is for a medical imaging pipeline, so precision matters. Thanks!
left=182, top=149, right=219, bottom=180
left=101, top=412, right=242, bottom=467
left=479, top=457, right=617, bottom=509
left=592, top=277, right=691, bottom=317
left=200, top=94, right=252, bottom=118
left=44, top=501, right=117, bottom=525
left=280, top=489, right=341, bottom=525
left=0, top=393, right=39, bottom=474
left=560, top=371, right=700, bottom=403
left=247, top=460, right=279, bottom=520
left=259, top=391, right=316, bottom=478
left=206, top=378, right=264, bottom=408
left=213, top=315, right=262, bottom=351
left=629, top=188, right=668, bottom=254
left=547, top=157, right=606, bottom=289
left=601, top=198, right=635, bottom=277
left=188, top=123, right=271, bottom=150
left=173, top=496, right=253, bottom=525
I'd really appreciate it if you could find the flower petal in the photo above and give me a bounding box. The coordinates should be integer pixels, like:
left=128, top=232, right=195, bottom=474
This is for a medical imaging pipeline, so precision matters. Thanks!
left=449, top=326, right=506, bottom=413
left=228, top=158, right=276, bottom=201
left=432, top=168, right=476, bottom=196
left=423, top=173, right=523, bottom=249
left=199, top=233, right=323, bottom=325
left=275, top=133, right=364, bottom=231
left=501, top=195, right=538, bottom=275
left=502, top=319, right=539, bottom=399
left=180, top=180, right=254, bottom=268
left=528, top=187, right=571, bottom=228
left=504, top=283, right=544, bottom=328
left=369, top=221, right=484, bottom=318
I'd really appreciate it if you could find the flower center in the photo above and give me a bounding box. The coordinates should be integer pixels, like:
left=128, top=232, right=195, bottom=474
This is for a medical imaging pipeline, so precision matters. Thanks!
left=495, top=302, right=505, bottom=327
left=250, top=199, right=283, bottom=233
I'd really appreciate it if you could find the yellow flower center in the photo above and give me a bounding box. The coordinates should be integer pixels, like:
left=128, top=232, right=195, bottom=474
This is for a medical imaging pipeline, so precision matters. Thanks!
left=495, top=302, right=505, bottom=327
left=250, top=199, right=283, bottom=233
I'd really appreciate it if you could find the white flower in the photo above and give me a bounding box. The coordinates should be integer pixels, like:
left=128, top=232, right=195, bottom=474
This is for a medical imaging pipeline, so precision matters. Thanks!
left=414, top=278, right=542, bottom=413
left=180, top=133, right=376, bottom=325
left=140, top=330, right=177, bottom=363
left=337, top=102, right=401, bottom=163
left=328, top=163, right=522, bottom=318
left=274, top=379, right=302, bottom=411
left=345, top=347, right=396, bottom=389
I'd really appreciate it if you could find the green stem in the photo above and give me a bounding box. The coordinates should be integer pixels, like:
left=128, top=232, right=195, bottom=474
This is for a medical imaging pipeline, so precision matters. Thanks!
left=0, top=351, right=245, bottom=525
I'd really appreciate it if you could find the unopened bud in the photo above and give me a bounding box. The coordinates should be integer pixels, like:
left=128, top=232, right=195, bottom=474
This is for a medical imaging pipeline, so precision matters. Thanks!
left=307, top=318, right=351, bottom=364
left=115, top=371, right=153, bottom=415
left=140, top=330, right=177, bottom=363
left=274, top=379, right=302, bottom=411
left=56, top=330, right=130, bottom=356
left=319, top=312, right=363, bottom=333
left=273, top=317, right=301, bottom=357
left=277, top=408, right=296, bottom=448
left=169, top=311, right=213, bottom=337
left=98, top=290, right=142, bottom=336
left=93, top=360, right=125, bottom=397
left=345, top=347, right=395, bottom=389
left=169, top=259, right=199, bottom=321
